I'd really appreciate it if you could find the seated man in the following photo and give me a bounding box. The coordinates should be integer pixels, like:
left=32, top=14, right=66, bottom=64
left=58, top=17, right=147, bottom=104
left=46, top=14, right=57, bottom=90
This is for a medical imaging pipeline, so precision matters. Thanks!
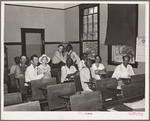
left=10, top=56, right=20, bottom=74
left=15, top=55, right=28, bottom=79
left=61, top=57, right=78, bottom=83
left=112, top=55, right=135, bottom=79
left=80, top=58, right=96, bottom=91
left=78, top=53, right=87, bottom=71
left=25, top=54, right=44, bottom=86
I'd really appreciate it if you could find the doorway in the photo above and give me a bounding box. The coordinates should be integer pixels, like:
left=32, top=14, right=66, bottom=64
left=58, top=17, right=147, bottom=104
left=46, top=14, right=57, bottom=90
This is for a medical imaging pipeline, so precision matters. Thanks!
left=21, top=28, right=45, bottom=59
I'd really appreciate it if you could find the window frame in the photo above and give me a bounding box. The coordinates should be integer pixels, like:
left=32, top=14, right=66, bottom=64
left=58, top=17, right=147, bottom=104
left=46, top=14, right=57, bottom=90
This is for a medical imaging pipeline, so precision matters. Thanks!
left=79, top=4, right=100, bottom=59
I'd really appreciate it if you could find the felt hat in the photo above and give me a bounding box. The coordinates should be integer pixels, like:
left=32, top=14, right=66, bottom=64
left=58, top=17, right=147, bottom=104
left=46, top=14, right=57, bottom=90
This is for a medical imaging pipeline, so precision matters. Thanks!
left=39, top=54, right=50, bottom=63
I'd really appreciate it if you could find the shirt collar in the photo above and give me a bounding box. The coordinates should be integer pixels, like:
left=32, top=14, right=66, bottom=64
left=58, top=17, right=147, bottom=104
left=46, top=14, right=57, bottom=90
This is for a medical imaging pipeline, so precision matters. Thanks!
left=121, top=63, right=128, bottom=68
left=68, top=50, right=73, bottom=54
left=19, top=63, right=27, bottom=67
left=31, top=64, right=37, bottom=69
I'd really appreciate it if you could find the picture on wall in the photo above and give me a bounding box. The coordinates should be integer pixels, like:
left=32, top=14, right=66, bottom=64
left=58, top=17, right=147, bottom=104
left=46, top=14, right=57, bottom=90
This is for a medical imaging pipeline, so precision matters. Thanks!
left=112, top=45, right=135, bottom=63
left=108, top=45, right=138, bottom=68
left=83, top=41, right=98, bottom=60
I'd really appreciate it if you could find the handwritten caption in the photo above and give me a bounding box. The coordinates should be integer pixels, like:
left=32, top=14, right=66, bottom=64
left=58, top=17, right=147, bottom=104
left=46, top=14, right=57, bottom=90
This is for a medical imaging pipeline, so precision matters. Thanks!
left=77, top=112, right=93, bottom=115
left=129, top=112, right=143, bottom=116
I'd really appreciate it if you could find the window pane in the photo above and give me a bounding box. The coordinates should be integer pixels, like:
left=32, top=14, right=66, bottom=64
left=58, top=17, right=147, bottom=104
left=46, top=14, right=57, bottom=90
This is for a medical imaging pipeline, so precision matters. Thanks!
left=93, top=31, right=98, bottom=40
left=89, top=7, right=93, bottom=14
left=84, top=9, right=88, bottom=15
left=88, top=15, right=92, bottom=23
left=83, top=33, right=87, bottom=40
left=88, top=31, right=93, bottom=40
left=83, top=24, right=87, bottom=33
left=83, top=16, right=87, bottom=24
left=94, top=6, right=98, bottom=13
left=83, top=41, right=98, bottom=59
left=93, top=14, right=97, bottom=22
left=94, top=22, right=97, bottom=31
left=88, top=23, right=92, bottom=32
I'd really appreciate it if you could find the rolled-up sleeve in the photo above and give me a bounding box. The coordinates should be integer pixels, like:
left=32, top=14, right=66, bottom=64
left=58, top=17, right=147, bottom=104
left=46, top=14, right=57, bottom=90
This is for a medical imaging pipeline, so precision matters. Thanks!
left=61, top=66, right=67, bottom=83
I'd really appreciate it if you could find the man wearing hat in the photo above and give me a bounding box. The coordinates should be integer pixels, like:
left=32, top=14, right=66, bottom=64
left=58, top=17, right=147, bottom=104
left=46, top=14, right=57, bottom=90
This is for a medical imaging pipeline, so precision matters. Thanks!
left=112, top=55, right=135, bottom=79
left=38, top=54, right=51, bottom=78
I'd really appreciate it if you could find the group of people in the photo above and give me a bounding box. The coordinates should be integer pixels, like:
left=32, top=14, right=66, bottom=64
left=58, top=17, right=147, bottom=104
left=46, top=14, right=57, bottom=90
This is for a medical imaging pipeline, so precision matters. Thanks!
left=9, top=44, right=135, bottom=92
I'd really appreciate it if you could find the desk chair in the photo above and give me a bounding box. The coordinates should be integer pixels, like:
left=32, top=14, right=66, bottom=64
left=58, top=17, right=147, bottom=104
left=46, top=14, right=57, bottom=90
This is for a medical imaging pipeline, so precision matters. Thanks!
left=130, top=74, right=145, bottom=83
left=9, top=73, right=18, bottom=92
left=70, top=91, right=103, bottom=111
left=4, top=101, right=41, bottom=111
left=96, top=78, right=118, bottom=102
left=74, top=74, right=83, bottom=92
left=47, top=82, right=76, bottom=111
left=4, top=69, right=10, bottom=89
left=4, top=84, right=8, bottom=94
left=4, top=92, right=22, bottom=106
left=106, top=71, right=114, bottom=78
left=121, top=82, right=145, bottom=99
left=31, top=77, right=56, bottom=102
left=18, top=76, right=32, bottom=102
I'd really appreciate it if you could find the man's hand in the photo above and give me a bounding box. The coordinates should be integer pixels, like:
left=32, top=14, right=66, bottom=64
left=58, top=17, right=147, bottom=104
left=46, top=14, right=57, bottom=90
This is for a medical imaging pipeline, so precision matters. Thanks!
left=90, top=78, right=96, bottom=83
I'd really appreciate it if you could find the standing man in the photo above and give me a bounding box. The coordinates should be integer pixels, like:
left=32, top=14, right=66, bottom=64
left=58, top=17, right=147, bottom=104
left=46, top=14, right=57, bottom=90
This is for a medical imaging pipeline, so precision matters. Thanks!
left=25, top=54, right=44, bottom=86
left=10, top=56, right=20, bottom=74
left=15, top=55, right=28, bottom=78
left=65, top=44, right=80, bottom=66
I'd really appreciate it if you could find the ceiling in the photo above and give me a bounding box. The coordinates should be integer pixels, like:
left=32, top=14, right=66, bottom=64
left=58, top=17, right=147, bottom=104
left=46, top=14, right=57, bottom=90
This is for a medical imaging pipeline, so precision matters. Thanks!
left=4, top=2, right=80, bottom=9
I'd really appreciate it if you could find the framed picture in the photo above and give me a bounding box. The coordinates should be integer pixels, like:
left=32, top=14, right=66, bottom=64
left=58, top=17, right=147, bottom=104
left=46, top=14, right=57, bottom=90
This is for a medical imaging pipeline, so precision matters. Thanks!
left=83, top=41, right=98, bottom=60
left=108, top=45, right=138, bottom=68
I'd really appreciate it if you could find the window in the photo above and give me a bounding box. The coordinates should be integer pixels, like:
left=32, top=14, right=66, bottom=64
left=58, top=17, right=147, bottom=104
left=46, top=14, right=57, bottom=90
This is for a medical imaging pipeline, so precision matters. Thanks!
left=79, top=4, right=99, bottom=59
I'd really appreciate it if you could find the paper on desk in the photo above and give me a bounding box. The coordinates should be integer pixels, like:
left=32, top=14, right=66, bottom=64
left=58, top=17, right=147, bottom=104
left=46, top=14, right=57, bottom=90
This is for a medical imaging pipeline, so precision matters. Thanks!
left=123, top=99, right=145, bottom=109
left=107, top=108, right=118, bottom=112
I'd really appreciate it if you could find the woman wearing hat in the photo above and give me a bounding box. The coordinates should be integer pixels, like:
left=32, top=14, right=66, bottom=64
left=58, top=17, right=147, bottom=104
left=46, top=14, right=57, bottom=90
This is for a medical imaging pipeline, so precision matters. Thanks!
left=38, top=54, right=51, bottom=78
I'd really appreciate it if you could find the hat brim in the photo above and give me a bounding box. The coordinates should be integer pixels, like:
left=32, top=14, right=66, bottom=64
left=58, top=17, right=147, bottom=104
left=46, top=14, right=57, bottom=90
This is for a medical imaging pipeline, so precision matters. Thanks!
left=39, top=56, right=50, bottom=63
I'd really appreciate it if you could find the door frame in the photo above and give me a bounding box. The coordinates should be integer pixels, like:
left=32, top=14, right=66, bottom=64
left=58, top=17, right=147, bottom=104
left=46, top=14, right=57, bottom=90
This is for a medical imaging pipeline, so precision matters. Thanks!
left=21, top=28, right=45, bottom=56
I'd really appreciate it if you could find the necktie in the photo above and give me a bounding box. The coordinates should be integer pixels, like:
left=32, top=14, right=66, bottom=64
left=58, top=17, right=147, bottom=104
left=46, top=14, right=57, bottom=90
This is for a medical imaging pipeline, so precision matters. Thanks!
left=88, top=68, right=93, bottom=80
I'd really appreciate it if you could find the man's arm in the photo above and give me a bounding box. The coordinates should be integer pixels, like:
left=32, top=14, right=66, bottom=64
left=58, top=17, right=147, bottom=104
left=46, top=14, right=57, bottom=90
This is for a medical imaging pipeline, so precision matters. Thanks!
left=111, top=66, right=120, bottom=79
left=15, top=65, right=23, bottom=78
left=80, top=69, right=89, bottom=90
left=72, top=52, right=80, bottom=64
left=25, top=68, right=44, bottom=82
left=55, top=51, right=66, bottom=63
left=61, top=66, right=66, bottom=83
left=129, top=65, right=135, bottom=76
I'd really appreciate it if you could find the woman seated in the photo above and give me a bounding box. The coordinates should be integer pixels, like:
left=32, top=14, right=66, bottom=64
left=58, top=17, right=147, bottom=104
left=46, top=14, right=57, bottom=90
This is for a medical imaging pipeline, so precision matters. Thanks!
left=38, top=54, right=51, bottom=78
left=52, top=44, right=67, bottom=69
left=92, top=55, right=106, bottom=79
left=61, top=57, right=79, bottom=83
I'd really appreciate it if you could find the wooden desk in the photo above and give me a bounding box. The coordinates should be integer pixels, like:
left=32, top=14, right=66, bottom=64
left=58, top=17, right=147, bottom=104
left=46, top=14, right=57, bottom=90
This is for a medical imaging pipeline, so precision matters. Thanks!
left=84, top=82, right=96, bottom=91
left=104, top=95, right=145, bottom=111
left=58, top=93, right=74, bottom=111
left=39, top=86, right=48, bottom=99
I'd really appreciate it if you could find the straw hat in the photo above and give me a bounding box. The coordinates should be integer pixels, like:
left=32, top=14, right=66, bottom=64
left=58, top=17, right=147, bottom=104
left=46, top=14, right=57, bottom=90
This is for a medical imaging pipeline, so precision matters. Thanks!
left=39, top=54, right=50, bottom=63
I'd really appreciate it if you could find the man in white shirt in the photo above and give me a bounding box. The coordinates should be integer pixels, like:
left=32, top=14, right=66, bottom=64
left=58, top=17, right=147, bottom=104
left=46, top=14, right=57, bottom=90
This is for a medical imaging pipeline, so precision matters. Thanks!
left=78, top=53, right=87, bottom=71
left=52, top=44, right=67, bottom=69
left=25, top=54, right=44, bottom=85
left=80, top=58, right=96, bottom=91
left=112, top=55, right=135, bottom=79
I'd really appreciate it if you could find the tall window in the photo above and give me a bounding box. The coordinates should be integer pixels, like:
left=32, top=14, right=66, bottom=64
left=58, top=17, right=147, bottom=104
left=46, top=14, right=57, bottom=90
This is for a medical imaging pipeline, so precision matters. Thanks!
left=79, top=4, right=99, bottom=59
